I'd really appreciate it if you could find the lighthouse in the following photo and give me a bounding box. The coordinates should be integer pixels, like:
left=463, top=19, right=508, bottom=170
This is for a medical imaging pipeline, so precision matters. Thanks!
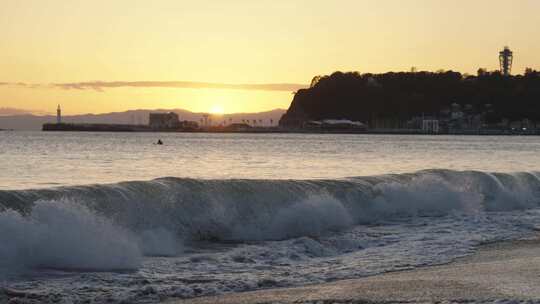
left=57, top=105, right=62, bottom=124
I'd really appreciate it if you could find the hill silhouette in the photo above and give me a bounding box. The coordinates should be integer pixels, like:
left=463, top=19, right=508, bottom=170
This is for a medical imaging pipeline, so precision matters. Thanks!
left=280, top=70, right=540, bottom=128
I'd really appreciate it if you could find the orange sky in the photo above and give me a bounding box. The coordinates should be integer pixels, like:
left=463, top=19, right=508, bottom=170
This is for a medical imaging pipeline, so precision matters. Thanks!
left=1, top=0, right=539, bottom=115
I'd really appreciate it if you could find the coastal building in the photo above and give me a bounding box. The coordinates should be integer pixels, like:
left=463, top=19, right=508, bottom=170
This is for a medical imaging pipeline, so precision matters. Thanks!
left=303, top=119, right=366, bottom=131
left=369, top=117, right=407, bottom=129
left=149, top=112, right=180, bottom=129
left=181, top=120, right=199, bottom=130
left=225, top=123, right=252, bottom=131
left=422, top=119, right=440, bottom=134
left=450, top=103, right=464, bottom=120
left=321, top=119, right=365, bottom=130
left=303, top=120, right=323, bottom=129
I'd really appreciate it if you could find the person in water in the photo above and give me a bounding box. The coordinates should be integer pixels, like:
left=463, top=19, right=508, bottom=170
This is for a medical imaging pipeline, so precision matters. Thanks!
left=156, top=139, right=163, bottom=145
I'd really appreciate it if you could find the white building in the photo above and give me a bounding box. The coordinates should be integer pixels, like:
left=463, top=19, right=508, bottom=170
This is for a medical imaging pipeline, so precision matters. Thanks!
left=422, top=119, right=440, bottom=133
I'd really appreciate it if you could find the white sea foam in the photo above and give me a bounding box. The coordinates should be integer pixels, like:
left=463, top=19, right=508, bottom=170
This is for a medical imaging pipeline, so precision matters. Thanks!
left=369, top=174, right=485, bottom=217
left=231, top=194, right=353, bottom=241
left=0, top=200, right=142, bottom=273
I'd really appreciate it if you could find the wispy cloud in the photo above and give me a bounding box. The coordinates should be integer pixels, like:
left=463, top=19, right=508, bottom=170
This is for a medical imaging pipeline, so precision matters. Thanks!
left=52, top=81, right=307, bottom=92
left=0, top=82, right=44, bottom=89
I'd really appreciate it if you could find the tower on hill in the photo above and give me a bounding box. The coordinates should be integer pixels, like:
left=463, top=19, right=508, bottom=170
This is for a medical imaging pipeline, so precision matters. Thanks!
left=499, top=46, right=513, bottom=76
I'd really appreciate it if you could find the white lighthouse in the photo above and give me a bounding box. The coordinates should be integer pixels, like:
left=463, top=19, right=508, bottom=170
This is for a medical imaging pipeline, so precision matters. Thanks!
left=56, top=105, right=62, bottom=124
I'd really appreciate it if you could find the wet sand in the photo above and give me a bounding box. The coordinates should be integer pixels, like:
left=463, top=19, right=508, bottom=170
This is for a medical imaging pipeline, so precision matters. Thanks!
left=173, top=239, right=540, bottom=303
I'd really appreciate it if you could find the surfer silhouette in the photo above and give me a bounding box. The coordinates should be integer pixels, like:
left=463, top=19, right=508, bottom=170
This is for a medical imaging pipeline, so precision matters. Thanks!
left=156, top=139, right=163, bottom=145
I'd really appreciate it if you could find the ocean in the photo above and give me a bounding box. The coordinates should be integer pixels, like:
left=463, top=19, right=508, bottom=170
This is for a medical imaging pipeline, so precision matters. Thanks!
left=2, top=131, right=540, bottom=303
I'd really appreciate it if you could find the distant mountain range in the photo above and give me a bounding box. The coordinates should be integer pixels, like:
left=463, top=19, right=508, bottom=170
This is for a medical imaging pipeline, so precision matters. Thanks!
left=0, top=108, right=286, bottom=130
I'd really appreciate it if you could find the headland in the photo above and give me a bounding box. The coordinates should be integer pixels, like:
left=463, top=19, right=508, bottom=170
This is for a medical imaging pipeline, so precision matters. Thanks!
left=280, top=69, right=540, bottom=135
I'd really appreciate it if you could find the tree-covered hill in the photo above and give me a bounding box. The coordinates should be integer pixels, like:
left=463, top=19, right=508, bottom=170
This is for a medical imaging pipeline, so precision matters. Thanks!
left=279, top=70, right=540, bottom=128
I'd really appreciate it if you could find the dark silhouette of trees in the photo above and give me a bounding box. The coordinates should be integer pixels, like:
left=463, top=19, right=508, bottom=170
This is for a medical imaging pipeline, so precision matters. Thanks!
left=280, top=70, right=540, bottom=127
left=310, top=75, right=322, bottom=88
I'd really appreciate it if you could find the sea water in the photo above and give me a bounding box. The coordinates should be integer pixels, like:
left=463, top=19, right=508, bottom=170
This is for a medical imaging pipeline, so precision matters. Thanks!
left=2, top=132, right=540, bottom=303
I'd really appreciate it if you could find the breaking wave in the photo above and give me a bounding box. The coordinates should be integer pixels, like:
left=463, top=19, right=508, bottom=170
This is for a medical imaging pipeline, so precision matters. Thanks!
left=0, top=200, right=142, bottom=273
left=1, top=169, right=540, bottom=273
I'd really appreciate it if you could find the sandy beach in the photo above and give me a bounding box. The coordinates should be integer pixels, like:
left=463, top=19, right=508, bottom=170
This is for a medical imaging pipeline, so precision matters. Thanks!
left=174, top=238, right=540, bottom=304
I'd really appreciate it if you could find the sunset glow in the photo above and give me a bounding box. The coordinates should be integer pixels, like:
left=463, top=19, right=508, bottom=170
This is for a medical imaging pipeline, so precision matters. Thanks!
left=3, top=2, right=540, bottom=302
left=210, top=105, right=225, bottom=115
left=1, top=0, right=539, bottom=114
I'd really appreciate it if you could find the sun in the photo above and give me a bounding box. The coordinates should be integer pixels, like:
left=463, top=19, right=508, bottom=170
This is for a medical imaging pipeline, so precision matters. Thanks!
left=209, top=105, right=225, bottom=115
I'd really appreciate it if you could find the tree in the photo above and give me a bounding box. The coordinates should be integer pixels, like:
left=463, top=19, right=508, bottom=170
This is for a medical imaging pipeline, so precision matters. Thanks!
left=310, top=75, right=322, bottom=88
left=525, top=68, right=537, bottom=76
left=477, top=68, right=488, bottom=77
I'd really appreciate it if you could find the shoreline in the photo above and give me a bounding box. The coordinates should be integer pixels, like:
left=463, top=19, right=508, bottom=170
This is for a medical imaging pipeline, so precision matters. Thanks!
left=35, top=128, right=540, bottom=136
left=172, top=237, right=540, bottom=304
left=39, top=122, right=540, bottom=136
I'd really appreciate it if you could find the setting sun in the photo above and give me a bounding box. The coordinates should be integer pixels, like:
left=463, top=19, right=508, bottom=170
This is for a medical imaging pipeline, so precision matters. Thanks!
left=210, top=105, right=225, bottom=115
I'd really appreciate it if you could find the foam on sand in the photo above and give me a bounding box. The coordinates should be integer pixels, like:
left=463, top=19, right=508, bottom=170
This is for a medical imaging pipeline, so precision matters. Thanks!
left=177, top=238, right=540, bottom=304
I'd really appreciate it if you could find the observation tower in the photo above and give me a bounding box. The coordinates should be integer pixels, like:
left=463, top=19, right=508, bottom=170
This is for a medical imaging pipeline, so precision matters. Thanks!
left=499, top=46, right=513, bottom=76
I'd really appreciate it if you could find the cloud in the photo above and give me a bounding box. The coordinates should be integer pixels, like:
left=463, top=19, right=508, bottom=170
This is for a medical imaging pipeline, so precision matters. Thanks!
left=52, top=81, right=307, bottom=92
left=0, top=82, right=43, bottom=89
left=0, top=82, right=20, bottom=87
